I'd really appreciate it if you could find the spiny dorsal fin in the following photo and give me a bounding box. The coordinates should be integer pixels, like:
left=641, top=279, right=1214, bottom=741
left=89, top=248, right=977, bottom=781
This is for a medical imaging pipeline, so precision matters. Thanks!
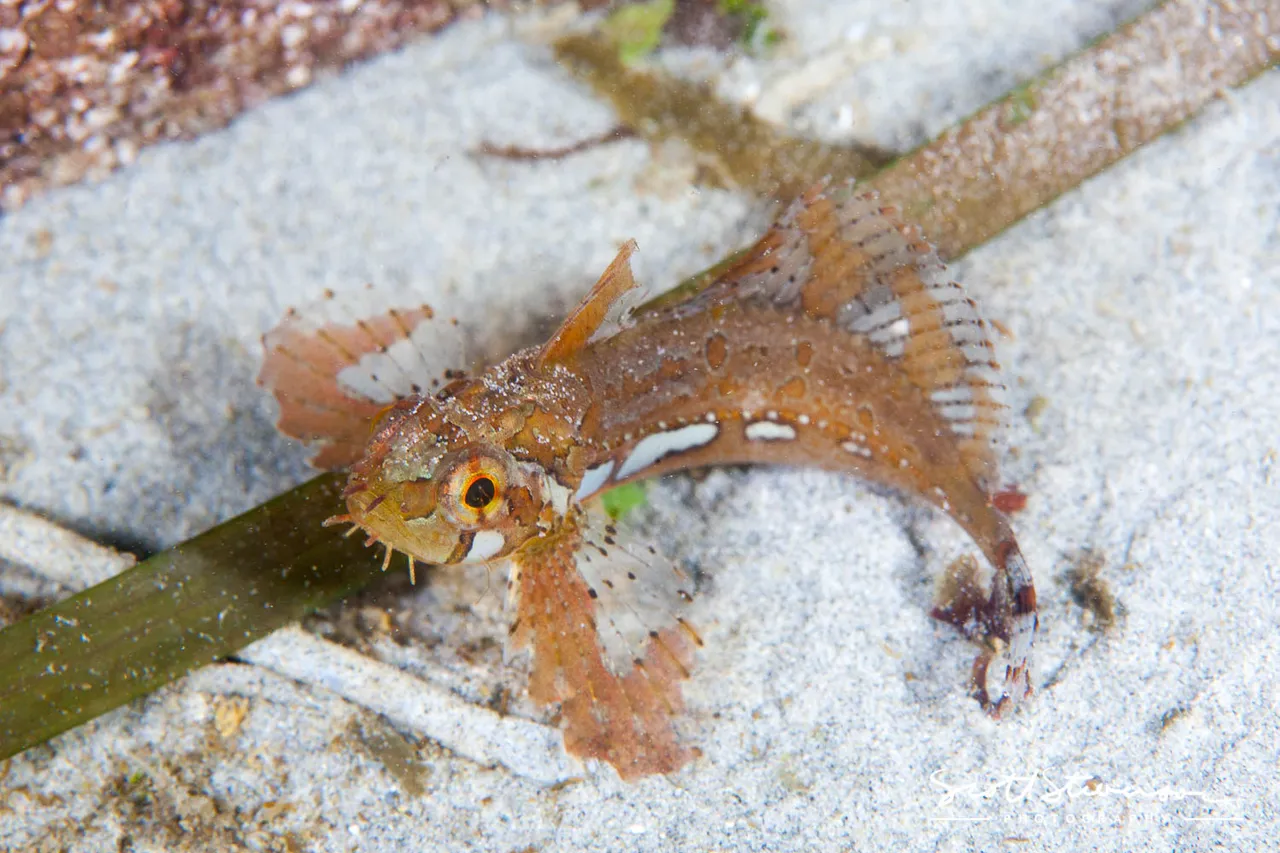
left=538, top=240, right=642, bottom=369
left=708, top=180, right=1007, bottom=489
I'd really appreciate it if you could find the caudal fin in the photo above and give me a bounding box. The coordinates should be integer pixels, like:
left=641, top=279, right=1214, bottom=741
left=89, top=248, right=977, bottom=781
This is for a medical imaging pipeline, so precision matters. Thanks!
left=932, top=534, right=1037, bottom=715
left=978, top=538, right=1037, bottom=712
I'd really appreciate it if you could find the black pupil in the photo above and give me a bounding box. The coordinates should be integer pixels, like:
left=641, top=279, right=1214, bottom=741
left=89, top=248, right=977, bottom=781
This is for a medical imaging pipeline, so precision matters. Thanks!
left=464, top=477, right=496, bottom=509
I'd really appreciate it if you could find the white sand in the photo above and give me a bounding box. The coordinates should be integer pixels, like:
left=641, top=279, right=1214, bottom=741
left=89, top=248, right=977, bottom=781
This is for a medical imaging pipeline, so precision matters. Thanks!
left=1, top=2, right=1276, bottom=849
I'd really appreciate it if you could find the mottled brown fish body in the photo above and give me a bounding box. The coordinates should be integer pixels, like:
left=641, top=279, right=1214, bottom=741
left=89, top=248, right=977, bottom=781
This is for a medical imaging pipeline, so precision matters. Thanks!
left=259, top=179, right=1039, bottom=779
left=578, top=301, right=992, bottom=520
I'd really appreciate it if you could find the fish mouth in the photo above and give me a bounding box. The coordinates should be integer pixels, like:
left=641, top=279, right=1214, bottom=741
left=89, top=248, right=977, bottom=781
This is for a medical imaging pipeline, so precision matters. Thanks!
left=325, top=480, right=465, bottom=582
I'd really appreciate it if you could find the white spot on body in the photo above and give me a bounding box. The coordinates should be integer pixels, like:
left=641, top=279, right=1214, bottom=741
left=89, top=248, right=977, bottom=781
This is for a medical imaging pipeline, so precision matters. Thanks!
left=745, top=421, right=798, bottom=441
left=575, top=460, right=616, bottom=502
left=461, top=530, right=506, bottom=563
left=841, top=440, right=872, bottom=458
left=616, top=423, right=719, bottom=480
left=517, top=460, right=571, bottom=515
left=545, top=478, right=573, bottom=515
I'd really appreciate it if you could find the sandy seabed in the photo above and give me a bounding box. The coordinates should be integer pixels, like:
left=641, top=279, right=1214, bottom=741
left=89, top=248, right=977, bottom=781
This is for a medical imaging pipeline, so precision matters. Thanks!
left=1, top=2, right=1276, bottom=850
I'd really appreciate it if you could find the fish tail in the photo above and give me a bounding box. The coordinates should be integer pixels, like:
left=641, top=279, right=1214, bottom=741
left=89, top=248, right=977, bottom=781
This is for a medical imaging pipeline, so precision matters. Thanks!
left=973, top=536, right=1038, bottom=715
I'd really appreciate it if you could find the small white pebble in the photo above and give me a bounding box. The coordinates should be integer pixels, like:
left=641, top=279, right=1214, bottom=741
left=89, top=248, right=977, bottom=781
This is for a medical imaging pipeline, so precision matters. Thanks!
left=836, top=104, right=855, bottom=132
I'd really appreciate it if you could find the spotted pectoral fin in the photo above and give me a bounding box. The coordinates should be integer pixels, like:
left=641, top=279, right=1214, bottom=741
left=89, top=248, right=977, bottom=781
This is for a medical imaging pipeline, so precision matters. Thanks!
left=258, top=287, right=477, bottom=470
left=538, top=240, right=647, bottom=369
left=507, top=507, right=702, bottom=780
left=706, top=179, right=1007, bottom=489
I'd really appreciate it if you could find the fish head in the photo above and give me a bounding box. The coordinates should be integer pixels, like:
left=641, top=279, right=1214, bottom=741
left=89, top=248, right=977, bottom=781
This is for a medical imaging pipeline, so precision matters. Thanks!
left=340, top=363, right=580, bottom=568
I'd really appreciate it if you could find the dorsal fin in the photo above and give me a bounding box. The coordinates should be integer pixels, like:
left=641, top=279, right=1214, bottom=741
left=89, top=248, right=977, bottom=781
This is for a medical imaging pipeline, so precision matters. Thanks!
left=705, top=180, right=1006, bottom=489
left=538, top=240, right=642, bottom=369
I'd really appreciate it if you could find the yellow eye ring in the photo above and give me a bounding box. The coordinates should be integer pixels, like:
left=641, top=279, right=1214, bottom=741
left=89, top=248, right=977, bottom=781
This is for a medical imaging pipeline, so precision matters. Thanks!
left=438, top=449, right=512, bottom=528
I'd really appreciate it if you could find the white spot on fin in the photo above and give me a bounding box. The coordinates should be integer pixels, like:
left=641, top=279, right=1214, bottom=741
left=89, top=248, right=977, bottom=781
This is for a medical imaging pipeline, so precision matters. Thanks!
left=337, top=336, right=439, bottom=403
left=616, top=424, right=718, bottom=480
left=745, top=421, right=797, bottom=441
left=462, top=530, right=506, bottom=563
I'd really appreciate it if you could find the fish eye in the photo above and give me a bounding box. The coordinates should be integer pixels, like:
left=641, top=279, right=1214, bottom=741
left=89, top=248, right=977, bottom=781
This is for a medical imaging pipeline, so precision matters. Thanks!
left=463, top=475, right=498, bottom=509
left=438, top=451, right=510, bottom=527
